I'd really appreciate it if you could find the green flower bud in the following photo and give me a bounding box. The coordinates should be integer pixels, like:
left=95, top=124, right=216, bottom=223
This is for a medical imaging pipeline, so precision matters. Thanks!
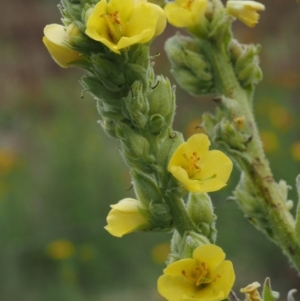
left=116, top=123, right=155, bottom=172
left=168, top=230, right=210, bottom=263
left=187, top=193, right=217, bottom=241
left=148, top=202, right=172, bottom=224
left=97, top=119, right=117, bottom=139
left=165, top=33, right=213, bottom=96
left=208, top=8, right=234, bottom=46
left=66, top=23, right=83, bottom=45
left=148, top=114, right=166, bottom=135
left=231, top=42, right=262, bottom=89
left=219, top=118, right=247, bottom=151
left=147, top=75, right=175, bottom=123
left=131, top=169, right=163, bottom=206
left=122, top=81, right=149, bottom=129
left=187, top=193, right=214, bottom=225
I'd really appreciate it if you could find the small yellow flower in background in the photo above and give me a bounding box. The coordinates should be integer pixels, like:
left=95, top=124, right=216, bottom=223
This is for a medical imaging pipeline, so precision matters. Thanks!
left=157, top=244, right=235, bottom=301
left=240, top=282, right=261, bottom=301
left=151, top=242, right=170, bottom=264
left=43, top=24, right=82, bottom=68
left=86, top=0, right=166, bottom=54
left=226, top=1, right=265, bottom=28
left=0, top=149, right=21, bottom=176
left=268, top=105, right=292, bottom=131
left=184, top=118, right=205, bottom=138
left=79, top=245, right=95, bottom=262
left=46, top=240, right=75, bottom=260
left=104, top=198, right=149, bottom=237
left=291, top=142, right=300, bottom=161
left=260, top=131, right=279, bottom=154
left=168, top=133, right=233, bottom=193
left=164, top=0, right=207, bottom=29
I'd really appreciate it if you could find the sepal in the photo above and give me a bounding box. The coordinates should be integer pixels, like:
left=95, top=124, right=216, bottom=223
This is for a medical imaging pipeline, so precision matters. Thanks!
left=263, top=278, right=280, bottom=301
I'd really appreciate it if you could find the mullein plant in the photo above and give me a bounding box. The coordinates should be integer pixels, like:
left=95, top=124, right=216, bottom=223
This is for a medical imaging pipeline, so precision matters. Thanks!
left=42, top=0, right=298, bottom=300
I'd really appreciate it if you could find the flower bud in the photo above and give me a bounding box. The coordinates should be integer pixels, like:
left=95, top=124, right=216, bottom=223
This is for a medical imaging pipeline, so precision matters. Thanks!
left=226, top=1, right=265, bottom=28
left=147, top=75, right=175, bottom=125
left=116, top=123, right=155, bottom=172
left=187, top=193, right=217, bottom=241
left=104, top=198, right=150, bottom=237
left=165, top=34, right=213, bottom=96
left=233, top=43, right=262, bottom=88
left=131, top=169, right=163, bottom=206
left=43, top=24, right=82, bottom=68
left=187, top=193, right=214, bottom=226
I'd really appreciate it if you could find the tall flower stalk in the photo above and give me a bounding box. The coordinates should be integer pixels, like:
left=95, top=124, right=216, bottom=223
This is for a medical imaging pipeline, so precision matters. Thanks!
left=42, top=0, right=298, bottom=299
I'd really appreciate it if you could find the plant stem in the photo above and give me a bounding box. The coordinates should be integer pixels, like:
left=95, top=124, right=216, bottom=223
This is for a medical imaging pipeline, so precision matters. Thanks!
left=203, top=40, right=300, bottom=271
left=165, top=191, right=197, bottom=236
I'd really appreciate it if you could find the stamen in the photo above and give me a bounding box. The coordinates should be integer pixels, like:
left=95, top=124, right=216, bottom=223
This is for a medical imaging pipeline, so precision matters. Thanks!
left=183, top=0, right=194, bottom=10
left=182, top=270, right=197, bottom=283
left=100, top=11, right=124, bottom=43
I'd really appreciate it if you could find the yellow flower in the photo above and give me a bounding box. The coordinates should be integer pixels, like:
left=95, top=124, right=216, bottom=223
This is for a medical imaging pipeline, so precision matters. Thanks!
left=0, top=149, right=20, bottom=175
left=240, top=282, right=261, bottom=301
left=43, top=24, right=82, bottom=68
left=260, top=131, right=279, bottom=154
left=85, top=0, right=166, bottom=54
left=157, top=244, right=235, bottom=301
left=291, top=142, right=300, bottom=161
left=168, top=134, right=233, bottom=193
left=104, top=198, right=149, bottom=237
left=226, top=1, right=265, bottom=28
left=46, top=240, right=75, bottom=260
left=164, top=0, right=207, bottom=29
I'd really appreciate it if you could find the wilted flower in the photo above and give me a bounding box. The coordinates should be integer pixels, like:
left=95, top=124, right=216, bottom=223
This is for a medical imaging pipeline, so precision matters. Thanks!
left=240, top=282, right=262, bottom=301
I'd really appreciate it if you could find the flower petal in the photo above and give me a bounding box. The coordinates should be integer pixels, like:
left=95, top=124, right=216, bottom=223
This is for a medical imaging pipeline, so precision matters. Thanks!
left=208, top=260, right=235, bottom=298
left=164, top=2, right=194, bottom=28
left=186, top=133, right=210, bottom=158
left=158, top=274, right=197, bottom=301
left=168, top=143, right=189, bottom=171
left=163, top=258, right=198, bottom=275
left=107, top=0, right=134, bottom=22
left=199, top=150, right=233, bottom=183
left=43, top=24, right=81, bottom=68
left=104, top=198, right=148, bottom=237
left=193, top=244, right=225, bottom=271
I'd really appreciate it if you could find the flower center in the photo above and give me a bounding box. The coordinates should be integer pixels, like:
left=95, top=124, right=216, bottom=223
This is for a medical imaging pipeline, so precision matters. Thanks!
left=182, top=0, right=194, bottom=10
left=183, top=151, right=201, bottom=178
left=101, top=11, right=124, bottom=43
left=182, top=262, right=221, bottom=288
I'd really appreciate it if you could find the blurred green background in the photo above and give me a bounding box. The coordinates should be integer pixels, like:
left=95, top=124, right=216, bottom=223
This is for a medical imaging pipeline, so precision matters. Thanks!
left=1, top=0, right=300, bottom=300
